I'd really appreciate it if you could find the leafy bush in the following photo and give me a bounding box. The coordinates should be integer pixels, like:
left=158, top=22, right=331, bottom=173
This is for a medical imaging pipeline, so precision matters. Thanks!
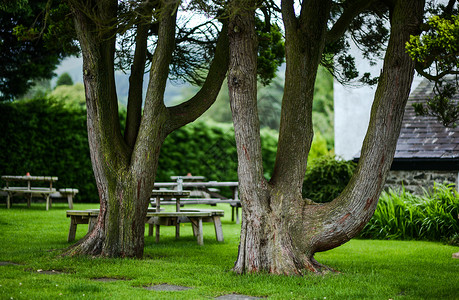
left=302, top=156, right=357, bottom=203
left=360, top=183, right=459, bottom=242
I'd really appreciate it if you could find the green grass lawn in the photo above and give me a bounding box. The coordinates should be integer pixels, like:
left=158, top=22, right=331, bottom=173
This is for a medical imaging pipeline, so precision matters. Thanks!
left=0, top=202, right=458, bottom=299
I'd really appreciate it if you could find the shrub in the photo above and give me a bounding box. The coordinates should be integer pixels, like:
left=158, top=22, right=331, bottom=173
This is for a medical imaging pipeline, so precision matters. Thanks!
left=302, top=156, right=357, bottom=203
left=360, top=183, right=459, bottom=242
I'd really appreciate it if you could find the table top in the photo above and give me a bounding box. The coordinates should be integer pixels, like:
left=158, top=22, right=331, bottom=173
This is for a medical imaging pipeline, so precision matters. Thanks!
left=171, top=175, right=206, bottom=181
left=2, top=175, right=58, bottom=182
left=154, top=181, right=238, bottom=188
left=151, top=190, right=190, bottom=196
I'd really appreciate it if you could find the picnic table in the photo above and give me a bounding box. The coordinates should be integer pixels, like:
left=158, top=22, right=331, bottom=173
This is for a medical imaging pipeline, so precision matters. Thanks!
left=1, top=175, right=57, bottom=210
left=66, top=190, right=225, bottom=245
left=154, top=180, right=241, bottom=223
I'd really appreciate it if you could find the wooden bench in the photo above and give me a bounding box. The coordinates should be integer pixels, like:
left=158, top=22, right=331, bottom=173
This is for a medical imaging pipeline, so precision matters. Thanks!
left=66, top=208, right=224, bottom=246
left=1, top=175, right=58, bottom=210
left=50, top=188, right=79, bottom=209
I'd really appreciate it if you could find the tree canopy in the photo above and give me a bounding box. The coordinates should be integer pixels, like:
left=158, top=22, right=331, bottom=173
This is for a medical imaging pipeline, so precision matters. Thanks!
left=0, top=1, right=78, bottom=101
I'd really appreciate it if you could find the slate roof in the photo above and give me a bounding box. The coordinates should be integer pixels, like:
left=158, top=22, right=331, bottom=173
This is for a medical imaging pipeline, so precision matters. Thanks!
left=353, top=78, right=459, bottom=170
left=392, top=78, right=459, bottom=170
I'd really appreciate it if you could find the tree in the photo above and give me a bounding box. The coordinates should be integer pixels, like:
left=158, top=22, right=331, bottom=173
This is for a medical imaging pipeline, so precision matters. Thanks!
left=227, top=0, right=427, bottom=274
left=61, top=0, right=232, bottom=257
left=406, top=7, right=459, bottom=127
left=0, top=1, right=78, bottom=100
left=55, top=72, right=74, bottom=87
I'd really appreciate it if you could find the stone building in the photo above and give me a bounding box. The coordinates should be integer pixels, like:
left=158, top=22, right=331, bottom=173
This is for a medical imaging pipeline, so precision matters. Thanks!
left=349, top=79, right=459, bottom=194
left=383, top=79, right=459, bottom=194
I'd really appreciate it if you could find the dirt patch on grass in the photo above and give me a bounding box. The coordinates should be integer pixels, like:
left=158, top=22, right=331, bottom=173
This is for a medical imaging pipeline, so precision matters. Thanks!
left=92, top=277, right=130, bottom=282
left=36, top=269, right=65, bottom=275
left=0, top=261, right=21, bottom=266
left=144, top=283, right=192, bottom=291
left=215, top=294, right=264, bottom=299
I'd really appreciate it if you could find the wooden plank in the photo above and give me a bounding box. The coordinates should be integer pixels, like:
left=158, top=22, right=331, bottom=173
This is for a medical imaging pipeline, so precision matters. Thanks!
left=1, top=175, right=58, bottom=182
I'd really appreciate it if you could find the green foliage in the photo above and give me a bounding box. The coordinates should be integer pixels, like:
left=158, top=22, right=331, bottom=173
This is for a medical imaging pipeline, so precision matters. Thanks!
left=0, top=97, right=96, bottom=202
left=49, top=83, right=86, bottom=109
left=406, top=15, right=459, bottom=72
left=0, top=1, right=78, bottom=100
left=55, top=72, right=74, bottom=87
left=360, top=184, right=459, bottom=242
left=157, top=121, right=278, bottom=188
left=412, top=81, right=459, bottom=128
left=255, top=18, right=285, bottom=86
left=308, top=131, right=329, bottom=162
left=302, top=156, right=357, bottom=203
left=406, top=14, right=459, bottom=127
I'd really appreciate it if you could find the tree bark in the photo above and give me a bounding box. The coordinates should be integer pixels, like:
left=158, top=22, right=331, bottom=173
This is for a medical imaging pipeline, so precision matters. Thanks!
left=229, top=0, right=424, bottom=274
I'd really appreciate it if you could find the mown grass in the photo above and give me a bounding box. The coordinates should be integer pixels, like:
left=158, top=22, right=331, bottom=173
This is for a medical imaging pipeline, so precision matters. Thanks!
left=0, top=202, right=458, bottom=299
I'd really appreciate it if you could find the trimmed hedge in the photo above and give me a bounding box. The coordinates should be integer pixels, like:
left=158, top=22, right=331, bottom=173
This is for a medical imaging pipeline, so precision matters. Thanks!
left=0, top=99, right=280, bottom=202
left=1, top=97, right=336, bottom=203
left=0, top=98, right=96, bottom=201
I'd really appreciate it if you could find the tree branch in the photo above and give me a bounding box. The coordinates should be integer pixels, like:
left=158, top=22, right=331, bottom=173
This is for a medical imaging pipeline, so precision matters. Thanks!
left=415, top=63, right=459, bottom=81
left=326, top=0, right=376, bottom=44
left=124, top=18, right=151, bottom=149
left=281, top=0, right=297, bottom=33
left=131, top=0, right=178, bottom=167
left=164, top=22, right=229, bottom=133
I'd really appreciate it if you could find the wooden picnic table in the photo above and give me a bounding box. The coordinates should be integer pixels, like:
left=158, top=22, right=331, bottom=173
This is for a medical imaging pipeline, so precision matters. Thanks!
left=66, top=208, right=224, bottom=245
left=150, top=189, right=190, bottom=243
left=66, top=189, right=225, bottom=245
left=1, top=175, right=58, bottom=210
left=154, top=181, right=241, bottom=223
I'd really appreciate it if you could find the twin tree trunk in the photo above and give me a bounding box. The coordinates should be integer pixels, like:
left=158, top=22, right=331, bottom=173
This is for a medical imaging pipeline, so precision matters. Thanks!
left=67, top=0, right=425, bottom=276
left=228, top=0, right=424, bottom=274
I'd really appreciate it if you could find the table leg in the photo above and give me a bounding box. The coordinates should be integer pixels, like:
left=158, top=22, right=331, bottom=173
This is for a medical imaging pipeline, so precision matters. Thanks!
left=175, top=219, right=180, bottom=240
left=196, top=218, right=203, bottom=245
left=155, top=224, right=160, bottom=243
left=155, top=195, right=161, bottom=242
left=68, top=216, right=78, bottom=242
left=67, top=194, right=74, bottom=209
left=175, top=196, right=180, bottom=239
left=6, top=192, right=11, bottom=209
left=148, top=223, right=153, bottom=236
left=213, top=216, right=224, bottom=242
left=45, top=194, right=51, bottom=210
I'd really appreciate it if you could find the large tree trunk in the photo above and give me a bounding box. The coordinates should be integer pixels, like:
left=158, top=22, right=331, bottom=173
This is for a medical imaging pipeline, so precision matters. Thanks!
left=229, top=0, right=424, bottom=274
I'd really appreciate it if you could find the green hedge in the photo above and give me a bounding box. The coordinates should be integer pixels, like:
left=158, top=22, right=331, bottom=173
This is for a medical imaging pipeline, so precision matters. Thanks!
left=1, top=97, right=337, bottom=203
left=0, top=98, right=96, bottom=201
left=0, top=99, right=281, bottom=202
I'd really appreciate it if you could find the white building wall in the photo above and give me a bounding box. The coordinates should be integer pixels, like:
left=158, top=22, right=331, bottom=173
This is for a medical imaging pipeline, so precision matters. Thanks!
left=334, top=42, right=423, bottom=160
